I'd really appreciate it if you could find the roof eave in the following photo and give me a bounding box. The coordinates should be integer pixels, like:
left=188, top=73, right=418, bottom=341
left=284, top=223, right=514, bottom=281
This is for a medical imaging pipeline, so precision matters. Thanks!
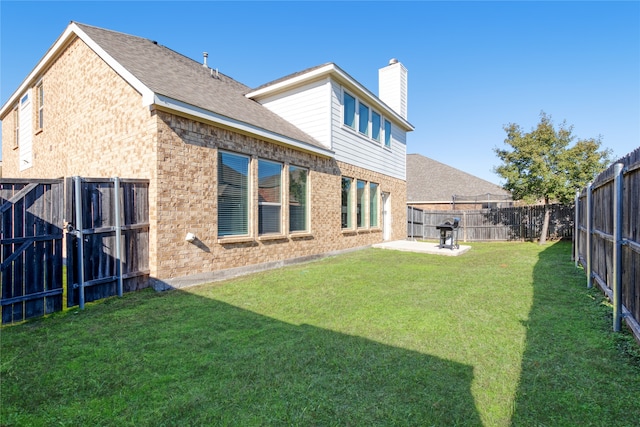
left=246, top=63, right=414, bottom=132
left=152, top=95, right=334, bottom=158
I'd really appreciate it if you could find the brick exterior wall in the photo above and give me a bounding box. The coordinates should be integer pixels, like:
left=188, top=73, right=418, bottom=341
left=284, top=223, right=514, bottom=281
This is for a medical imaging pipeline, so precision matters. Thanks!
left=1, top=36, right=407, bottom=283
left=154, top=111, right=406, bottom=279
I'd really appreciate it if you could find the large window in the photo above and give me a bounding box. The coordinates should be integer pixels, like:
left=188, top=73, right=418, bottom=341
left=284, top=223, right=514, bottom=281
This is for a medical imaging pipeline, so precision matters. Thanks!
left=36, top=82, right=44, bottom=130
left=384, top=120, right=392, bottom=147
left=289, top=166, right=308, bottom=232
left=357, top=180, right=366, bottom=228
left=358, top=103, right=369, bottom=136
left=341, top=177, right=353, bottom=229
left=218, top=152, right=249, bottom=237
left=343, top=92, right=356, bottom=128
left=369, top=182, right=379, bottom=227
left=258, top=159, right=282, bottom=235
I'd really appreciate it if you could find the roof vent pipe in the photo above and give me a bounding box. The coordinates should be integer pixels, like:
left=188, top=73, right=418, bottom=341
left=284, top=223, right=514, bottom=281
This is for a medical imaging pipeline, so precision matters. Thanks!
left=203, top=52, right=208, bottom=68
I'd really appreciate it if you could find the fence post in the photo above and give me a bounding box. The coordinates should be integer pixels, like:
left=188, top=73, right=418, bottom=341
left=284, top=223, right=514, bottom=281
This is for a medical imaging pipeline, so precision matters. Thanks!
left=574, top=190, right=579, bottom=266
left=410, top=206, right=414, bottom=240
left=73, top=176, right=86, bottom=310
left=113, top=177, right=124, bottom=298
left=463, top=211, right=467, bottom=242
left=613, top=163, right=624, bottom=332
left=586, top=182, right=593, bottom=289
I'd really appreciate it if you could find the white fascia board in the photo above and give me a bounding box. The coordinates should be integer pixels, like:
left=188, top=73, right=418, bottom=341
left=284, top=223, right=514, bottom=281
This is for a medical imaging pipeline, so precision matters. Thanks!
left=246, top=63, right=414, bottom=132
left=246, top=64, right=336, bottom=98
left=0, top=23, right=154, bottom=118
left=153, top=95, right=335, bottom=158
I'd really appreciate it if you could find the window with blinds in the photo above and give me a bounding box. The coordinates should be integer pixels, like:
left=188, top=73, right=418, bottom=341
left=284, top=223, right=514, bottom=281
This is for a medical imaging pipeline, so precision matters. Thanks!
left=258, top=159, right=282, bottom=235
left=218, top=151, right=249, bottom=237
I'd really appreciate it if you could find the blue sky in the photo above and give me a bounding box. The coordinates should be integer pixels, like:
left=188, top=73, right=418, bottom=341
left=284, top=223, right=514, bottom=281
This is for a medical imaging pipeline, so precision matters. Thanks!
left=1, top=1, right=638, bottom=184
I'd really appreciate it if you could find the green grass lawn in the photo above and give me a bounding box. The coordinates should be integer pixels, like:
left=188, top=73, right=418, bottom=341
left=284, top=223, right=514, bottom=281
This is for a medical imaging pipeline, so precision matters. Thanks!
left=1, top=241, right=639, bottom=426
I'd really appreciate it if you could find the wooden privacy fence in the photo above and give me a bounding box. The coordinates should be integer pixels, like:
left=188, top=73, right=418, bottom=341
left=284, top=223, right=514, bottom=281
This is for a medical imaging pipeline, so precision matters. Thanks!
left=0, top=180, right=64, bottom=324
left=0, top=177, right=149, bottom=324
left=66, top=177, right=150, bottom=310
left=408, top=205, right=574, bottom=242
left=575, top=147, right=640, bottom=338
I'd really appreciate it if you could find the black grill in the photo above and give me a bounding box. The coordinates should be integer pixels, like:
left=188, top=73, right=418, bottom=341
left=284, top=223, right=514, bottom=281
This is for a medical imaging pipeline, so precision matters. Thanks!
left=435, top=218, right=460, bottom=250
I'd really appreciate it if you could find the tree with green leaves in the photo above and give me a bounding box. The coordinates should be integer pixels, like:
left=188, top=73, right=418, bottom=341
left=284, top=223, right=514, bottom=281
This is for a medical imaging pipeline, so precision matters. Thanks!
left=494, top=112, right=612, bottom=244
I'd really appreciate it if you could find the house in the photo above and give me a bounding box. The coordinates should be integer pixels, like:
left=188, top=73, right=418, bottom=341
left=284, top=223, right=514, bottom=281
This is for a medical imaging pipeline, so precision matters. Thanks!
left=0, top=22, right=413, bottom=286
left=407, top=153, right=511, bottom=211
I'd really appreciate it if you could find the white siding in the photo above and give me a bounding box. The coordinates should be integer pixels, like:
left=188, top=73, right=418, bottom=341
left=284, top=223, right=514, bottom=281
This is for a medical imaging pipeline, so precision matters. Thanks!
left=257, top=79, right=332, bottom=149
left=19, top=91, right=33, bottom=171
left=330, top=82, right=406, bottom=180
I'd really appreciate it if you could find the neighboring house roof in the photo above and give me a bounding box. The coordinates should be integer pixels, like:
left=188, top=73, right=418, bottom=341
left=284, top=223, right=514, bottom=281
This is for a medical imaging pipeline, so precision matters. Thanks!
left=407, top=153, right=511, bottom=203
left=0, top=22, right=333, bottom=157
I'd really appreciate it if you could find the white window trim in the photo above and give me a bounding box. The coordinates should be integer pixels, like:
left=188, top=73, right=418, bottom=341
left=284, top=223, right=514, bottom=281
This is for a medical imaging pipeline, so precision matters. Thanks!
left=369, top=182, right=380, bottom=229
left=384, top=119, right=392, bottom=148
left=258, top=158, right=284, bottom=236
left=288, top=164, right=311, bottom=235
left=217, top=150, right=252, bottom=241
left=342, top=87, right=392, bottom=148
left=343, top=90, right=356, bottom=130
left=341, top=176, right=355, bottom=231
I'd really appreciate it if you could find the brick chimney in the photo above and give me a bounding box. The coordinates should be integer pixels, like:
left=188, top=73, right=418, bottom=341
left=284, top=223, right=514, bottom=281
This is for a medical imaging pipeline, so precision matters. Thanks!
left=378, top=58, right=408, bottom=120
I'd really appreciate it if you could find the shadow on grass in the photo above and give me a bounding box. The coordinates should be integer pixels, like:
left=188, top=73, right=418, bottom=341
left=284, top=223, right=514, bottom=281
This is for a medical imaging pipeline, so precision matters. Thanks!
left=510, top=241, right=640, bottom=426
left=2, top=288, right=483, bottom=426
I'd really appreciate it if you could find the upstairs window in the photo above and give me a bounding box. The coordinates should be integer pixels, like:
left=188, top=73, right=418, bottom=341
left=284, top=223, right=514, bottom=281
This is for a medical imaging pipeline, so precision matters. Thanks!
left=289, top=166, right=309, bottom=233
left=343, top=92, right=356, bottom=128
left=384, top=120, right=392, bottom=147
left=218, top=151, right=249, bottom=237
left=258, top=159, right=282, bottom=235
left=371, top=111, right=381, bottom=141
left=36, top=82, right=44, bottom=130
left=358, top=103, right=369, bottom=136
left=341, top=177, right=353, bottom=229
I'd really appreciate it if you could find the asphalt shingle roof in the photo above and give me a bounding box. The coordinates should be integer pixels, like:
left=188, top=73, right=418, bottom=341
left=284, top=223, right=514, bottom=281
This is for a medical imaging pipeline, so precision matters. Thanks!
left=407, top=153, right=511, bottom=202
left=75, top=23, right=326, bottom=150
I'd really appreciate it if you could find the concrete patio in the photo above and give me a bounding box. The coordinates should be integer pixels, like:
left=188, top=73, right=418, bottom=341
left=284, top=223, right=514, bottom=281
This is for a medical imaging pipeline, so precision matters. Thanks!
left=372, top=239, right=471, bottom=256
